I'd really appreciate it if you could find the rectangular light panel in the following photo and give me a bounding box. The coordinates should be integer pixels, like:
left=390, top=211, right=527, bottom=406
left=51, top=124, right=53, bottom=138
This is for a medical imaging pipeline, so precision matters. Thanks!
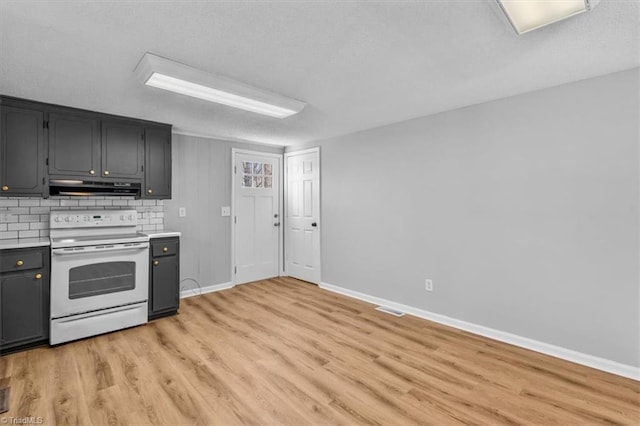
left=498, top=0, right=589, bottom=34
left=145, top=73, right=298, bottom=118
left=134, top=53, right=305, bottom=118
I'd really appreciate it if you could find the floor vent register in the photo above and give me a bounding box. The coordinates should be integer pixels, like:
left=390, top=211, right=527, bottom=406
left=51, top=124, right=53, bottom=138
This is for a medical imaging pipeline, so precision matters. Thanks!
left=375, top=306, right=406, bottom=317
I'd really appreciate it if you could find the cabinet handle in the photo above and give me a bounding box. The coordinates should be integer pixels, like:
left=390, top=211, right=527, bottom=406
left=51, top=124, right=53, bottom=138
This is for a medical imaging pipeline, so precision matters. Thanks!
left=162, top=247, right=168, bottom=253
left=147, top=189, right=153, bottom=194
left=1, top=185, right=8, bottom=191
left=16, top=260, right=24, bottom=267
left=35, top=273, right=42, bottom=280
left=103, top=170, right=110, bottom=176
left=89, top=169, right=96, bottom=175
left=153, top=260, right=159, bottom=266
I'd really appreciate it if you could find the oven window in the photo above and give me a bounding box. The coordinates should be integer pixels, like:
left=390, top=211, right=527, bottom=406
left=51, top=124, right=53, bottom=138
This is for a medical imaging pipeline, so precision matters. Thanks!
left=69, top=262, right=135, bottom=299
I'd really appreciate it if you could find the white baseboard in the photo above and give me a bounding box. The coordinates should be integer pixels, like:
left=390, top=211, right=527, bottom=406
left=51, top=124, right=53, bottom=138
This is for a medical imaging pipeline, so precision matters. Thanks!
left=180, top=282, right=234, bottom=299
left=319, top=281, right=640, bottom=381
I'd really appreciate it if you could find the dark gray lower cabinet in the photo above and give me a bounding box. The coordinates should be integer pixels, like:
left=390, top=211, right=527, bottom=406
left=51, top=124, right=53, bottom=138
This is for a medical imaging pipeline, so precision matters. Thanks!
left=149, top=237, right=180, bottom=320
left=0, top=246, right=50, bottom=353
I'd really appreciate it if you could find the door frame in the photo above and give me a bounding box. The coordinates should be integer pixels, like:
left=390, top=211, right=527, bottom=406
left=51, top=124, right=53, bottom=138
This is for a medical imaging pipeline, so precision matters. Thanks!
left=231, top=148, right=284, bottom=285
left=283, top=146, right=321, bottom=283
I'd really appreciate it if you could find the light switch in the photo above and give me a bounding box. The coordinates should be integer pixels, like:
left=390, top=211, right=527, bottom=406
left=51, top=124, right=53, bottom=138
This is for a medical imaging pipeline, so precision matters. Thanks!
left=179, top=207, right=186, bottom=217
left=221, top=206, right=231, bottom=217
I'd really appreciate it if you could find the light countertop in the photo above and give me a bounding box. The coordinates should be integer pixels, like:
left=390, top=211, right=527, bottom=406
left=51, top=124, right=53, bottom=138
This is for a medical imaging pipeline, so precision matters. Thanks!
left=144, top=231, right=181, bottom=239
left=0, top=237, right=51, bottom=250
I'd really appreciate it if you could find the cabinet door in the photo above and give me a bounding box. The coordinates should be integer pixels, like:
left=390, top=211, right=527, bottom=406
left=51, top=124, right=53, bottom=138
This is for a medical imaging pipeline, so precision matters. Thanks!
left=0, top=271, right=47, bottom=347
left=101, top=119, right=144, bottom=179
left=151, top=255, right=179, bottom=314
left=49, top=111, right=100, bottom=177
left=143, top=126, right=172, bottom=199
left=0, top=104, right=44, bottom=195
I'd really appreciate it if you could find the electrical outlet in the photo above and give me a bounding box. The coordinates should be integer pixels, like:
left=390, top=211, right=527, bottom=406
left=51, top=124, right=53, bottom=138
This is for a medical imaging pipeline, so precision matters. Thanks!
left=425, top=279, right=434, bottom=292
left=179, top=207, right=186, bottom=217
left=221, top=206, right=231, bottom=217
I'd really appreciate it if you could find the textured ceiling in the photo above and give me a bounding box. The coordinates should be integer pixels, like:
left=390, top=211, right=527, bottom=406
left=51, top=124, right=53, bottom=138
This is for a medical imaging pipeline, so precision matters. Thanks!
left=0, top=0, right=638, bottom=146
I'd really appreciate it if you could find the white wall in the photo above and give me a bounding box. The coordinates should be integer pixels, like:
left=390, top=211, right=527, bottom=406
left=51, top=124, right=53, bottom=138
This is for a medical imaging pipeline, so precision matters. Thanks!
left=164, top=134, right=283, bottom=292
left=289, top=68, right=640, bottom=367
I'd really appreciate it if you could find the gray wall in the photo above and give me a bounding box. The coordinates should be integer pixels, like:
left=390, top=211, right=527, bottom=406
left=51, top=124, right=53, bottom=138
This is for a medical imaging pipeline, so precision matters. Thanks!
left=290, top=68, right=639, bottom=367
left=165, top=134, right=282, bottom=292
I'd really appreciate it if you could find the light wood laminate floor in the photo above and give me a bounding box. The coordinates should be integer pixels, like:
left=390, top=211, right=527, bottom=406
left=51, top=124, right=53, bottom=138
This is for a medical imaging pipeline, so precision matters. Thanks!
left=1, top=277, right=638, bottom=425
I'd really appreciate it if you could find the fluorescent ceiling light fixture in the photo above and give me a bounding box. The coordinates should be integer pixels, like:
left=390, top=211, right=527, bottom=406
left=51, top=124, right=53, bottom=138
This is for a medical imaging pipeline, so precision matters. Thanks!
left=134, top=53, right=305, bottom=118
left=497, top=0, right=599, bottom=35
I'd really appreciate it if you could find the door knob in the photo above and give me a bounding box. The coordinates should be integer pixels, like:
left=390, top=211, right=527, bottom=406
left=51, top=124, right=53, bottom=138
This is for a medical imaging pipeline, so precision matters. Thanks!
left=16, top=260, right=24, bottom=266
left=35, top=273, right=42, bottom=280
left=153, top=260, right=159, bottom=266
left=147, top=189, right=153, bottom=194
left=89, top=169, right=96, bottom=175
left=311, top=222, right=317, bottom=227
left=274, top=222, right=281, bottom=227
left=1, top=185, right=8, bottom=191
left=103, top=170, right=110, bottom=176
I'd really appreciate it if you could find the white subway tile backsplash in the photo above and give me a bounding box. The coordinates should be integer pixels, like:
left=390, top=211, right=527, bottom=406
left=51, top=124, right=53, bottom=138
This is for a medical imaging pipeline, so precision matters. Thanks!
left=0, top=197, right=166, bottom=240
left=8, top=207, right=29, bottom=215
left=8, top=223, right=29, bottom=231
left=19, top=215, right=41, bottom=222
left=18, top=230, right=40, bottom=238
left=18, top=199, right=40, bottom=207
left=30, top=207, right=50, bottom=214
left=1, top=215, right=18, bottom=223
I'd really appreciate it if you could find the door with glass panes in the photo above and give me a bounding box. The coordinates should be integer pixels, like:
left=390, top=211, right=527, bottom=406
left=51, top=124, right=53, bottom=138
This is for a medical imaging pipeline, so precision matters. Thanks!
left=233, top=151, right=281, bottom=284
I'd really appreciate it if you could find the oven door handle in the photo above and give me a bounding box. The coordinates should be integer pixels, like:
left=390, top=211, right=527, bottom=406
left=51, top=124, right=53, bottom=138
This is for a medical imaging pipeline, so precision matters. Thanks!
left=52, top=243, right=149, bottom=255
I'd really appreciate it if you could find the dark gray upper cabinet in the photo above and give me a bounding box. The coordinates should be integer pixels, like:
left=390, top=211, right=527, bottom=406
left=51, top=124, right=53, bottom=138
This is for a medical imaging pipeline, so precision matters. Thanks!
left=48, top=111, right=100, bottom=178
left=143, top=125, right=172, bottom=199
left=0, top=95, right=172, bottom=198
left=0, top=102, right=45, bottom=196
left=0, top=246, right=50, bottom=353
left=102, top=119, right=144, bottom=179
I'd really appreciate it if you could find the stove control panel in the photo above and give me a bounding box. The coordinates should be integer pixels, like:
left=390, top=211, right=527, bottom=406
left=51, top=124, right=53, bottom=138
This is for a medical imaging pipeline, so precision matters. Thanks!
left=50, top=209, right=138, bottom=228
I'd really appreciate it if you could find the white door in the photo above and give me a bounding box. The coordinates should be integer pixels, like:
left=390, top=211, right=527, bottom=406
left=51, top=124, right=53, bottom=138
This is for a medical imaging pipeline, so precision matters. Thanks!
left=285, top=148, right=321, bottom=284
left=233, top=151, right=281, bottom=284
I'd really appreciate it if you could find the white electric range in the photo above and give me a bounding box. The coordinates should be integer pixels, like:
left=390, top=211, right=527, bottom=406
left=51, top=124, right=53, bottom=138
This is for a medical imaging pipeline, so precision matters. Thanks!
left=49, top=210, right=149, bottom=345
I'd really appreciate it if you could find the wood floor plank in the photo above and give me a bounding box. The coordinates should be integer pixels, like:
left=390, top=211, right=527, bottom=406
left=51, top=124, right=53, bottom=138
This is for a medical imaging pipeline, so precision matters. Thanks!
left=1, top=278, right=637, bottom=425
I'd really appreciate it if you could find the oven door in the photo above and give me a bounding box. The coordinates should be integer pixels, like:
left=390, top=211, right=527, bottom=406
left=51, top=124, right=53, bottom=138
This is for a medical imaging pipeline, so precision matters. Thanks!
left=50, top=242, right=149, bottom=318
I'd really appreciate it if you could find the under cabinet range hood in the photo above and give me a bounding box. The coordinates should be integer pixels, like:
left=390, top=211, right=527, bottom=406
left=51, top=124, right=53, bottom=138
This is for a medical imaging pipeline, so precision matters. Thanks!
left=48, top=180, right=141, bottom=197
